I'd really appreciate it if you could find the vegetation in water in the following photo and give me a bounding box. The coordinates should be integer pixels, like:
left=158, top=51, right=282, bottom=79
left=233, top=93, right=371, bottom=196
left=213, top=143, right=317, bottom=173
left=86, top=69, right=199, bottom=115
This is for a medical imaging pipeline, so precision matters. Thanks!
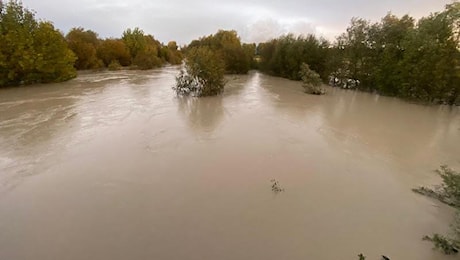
left=174, top=46, right=225, bottom=97
left=413, top=165, right=460, bottom=254
left=257, top=2, right=460, bottom=105
left=299, top=63, right=325, bottom=95
left=270, top=179, right=284, bottom=193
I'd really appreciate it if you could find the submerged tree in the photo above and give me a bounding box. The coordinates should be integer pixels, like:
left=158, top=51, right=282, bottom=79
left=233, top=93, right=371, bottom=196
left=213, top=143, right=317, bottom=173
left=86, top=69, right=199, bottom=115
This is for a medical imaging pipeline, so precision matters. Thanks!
left=299, top=63, right=325, bottom=95
left=0, top=0, right=76, bottom=87
left=174, top=46, right=225, bottom=97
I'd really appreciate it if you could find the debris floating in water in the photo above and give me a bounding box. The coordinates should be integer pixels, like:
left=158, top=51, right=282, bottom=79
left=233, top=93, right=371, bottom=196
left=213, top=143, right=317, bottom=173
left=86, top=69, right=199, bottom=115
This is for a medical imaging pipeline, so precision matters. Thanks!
left=270, top=179, right=284, bottom=193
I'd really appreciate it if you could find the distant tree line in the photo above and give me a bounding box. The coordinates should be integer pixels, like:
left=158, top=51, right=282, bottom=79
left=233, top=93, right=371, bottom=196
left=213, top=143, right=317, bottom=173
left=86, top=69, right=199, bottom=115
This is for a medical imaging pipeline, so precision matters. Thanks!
left=257, top=2, right=460, bottom=105
left=0, top=0, right=183, bottom=88
left=66, top=27, right=183, bottom=71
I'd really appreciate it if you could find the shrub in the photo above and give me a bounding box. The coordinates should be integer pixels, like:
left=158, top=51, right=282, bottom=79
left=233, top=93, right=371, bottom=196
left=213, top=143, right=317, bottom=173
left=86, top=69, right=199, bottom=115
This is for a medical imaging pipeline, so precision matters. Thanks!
left=414, top=166, right=460, bottom=254
left=299, top=63, right=325, bottom=95
left=174, top=46, right=225, bottom=97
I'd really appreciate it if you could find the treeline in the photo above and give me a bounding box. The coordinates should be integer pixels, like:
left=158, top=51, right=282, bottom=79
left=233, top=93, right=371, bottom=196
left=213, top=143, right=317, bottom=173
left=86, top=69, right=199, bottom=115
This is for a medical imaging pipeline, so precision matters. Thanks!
left=66, top=27, right=182, bottom=71
left=0, top=0, right=183, bottom=87
left=258, top=2, right=460, bottom=104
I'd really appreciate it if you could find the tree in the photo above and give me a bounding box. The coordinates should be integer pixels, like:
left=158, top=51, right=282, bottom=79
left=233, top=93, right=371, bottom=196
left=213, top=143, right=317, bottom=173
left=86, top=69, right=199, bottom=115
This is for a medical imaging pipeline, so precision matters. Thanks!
left=164, top=41, right=183, bottom=65
left=242, top=43, right=257, bottom=69
left=336, top=18, right=373, bottom=89
left=370, top=14, right=415, bottom=96
left=257, top=34, right=330, bottom=81
left=174, top=46, right=225, bottom=97
left=299, top=63, right=325, bottom=95
left=66, top=27, right=102, bottom=70
left=185, top=30, right=249, bottom=74
left=122, top=28, right=164, bottom=69
left=0, top=0, right=76, bottom=87
left=122, top=27, right=147, bottom=60
left=97, top=38, right=131, bottom=67
left=330, top=4, right=459, bottom=104
left=31, top=22, right=77, bottom=82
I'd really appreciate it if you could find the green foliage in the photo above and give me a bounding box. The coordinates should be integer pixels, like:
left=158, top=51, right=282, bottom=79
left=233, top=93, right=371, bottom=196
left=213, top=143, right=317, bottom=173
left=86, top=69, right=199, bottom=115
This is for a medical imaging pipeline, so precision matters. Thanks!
left=423, top=234, right=459, bottom=254
left=242, top=43, right=257, bottom=69
left=413, top=165, right=460, bottom=208
left=66, top=27, right=103, bottom=70
left=357, top=253, right=366, bottom=260
left=108, top=60, right=122, bottom=71
left=122, top=28, right=168, bottom=70
left=164, top=41, right=183, bottom=65
left=437, top=165, right=460, bottom=207
left=414, top=166, right=460, bottom=254
left=299, top=63, right=325, bottom=95
left=258, top=34, right=330, bottom=81
left=186, top=30, right=250, bottom=74
left=0, top=0, right=76, bottom=87
left=122, top=27, right=147, bottom=59
left=174, top=46, right=225, bottom=97
left=331, top=4, right=460, bottom=104
left=97, top=38, right=131, bottom=67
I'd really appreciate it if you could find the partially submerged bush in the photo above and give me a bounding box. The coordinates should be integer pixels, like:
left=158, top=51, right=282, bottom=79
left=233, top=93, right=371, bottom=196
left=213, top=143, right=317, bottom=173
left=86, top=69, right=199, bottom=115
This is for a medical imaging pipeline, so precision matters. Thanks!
left=423, top=234, right=459, bottom=255
left=414, top=165, right=460, bottom=254
left=299, top=63, right=325, bottom=95
left=413, top=165, right=460, bottom=208
left=174, top=46, right=225, bottom=97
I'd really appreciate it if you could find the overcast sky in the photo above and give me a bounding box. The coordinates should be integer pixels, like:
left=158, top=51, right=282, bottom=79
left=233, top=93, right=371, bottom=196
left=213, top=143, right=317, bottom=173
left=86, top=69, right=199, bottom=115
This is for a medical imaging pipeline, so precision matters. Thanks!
left=24, top=0, right=451, bottom=44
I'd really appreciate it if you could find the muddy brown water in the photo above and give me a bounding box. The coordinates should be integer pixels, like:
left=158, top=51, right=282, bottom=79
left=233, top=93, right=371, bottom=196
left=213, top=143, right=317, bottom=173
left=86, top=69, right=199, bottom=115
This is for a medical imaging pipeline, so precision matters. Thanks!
left=0, top=67, right=459, bottom=260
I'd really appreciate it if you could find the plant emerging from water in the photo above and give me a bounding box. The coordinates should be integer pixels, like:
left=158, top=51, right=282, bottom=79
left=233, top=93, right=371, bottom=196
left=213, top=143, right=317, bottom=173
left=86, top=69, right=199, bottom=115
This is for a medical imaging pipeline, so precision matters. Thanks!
left=299, top=63, right=325, bottom=95
left=174, top=46, right=226, bottom=97
left=413, top=165, right=460, bottom=254
left=271, top=179, right=284, bottom=193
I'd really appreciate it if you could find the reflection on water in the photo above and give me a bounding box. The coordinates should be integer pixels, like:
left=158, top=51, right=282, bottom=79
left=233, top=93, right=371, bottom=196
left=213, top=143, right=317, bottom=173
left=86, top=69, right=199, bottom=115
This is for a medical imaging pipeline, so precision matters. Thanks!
left=177, top=95, right=224, bottom=134
left=0, top=69, right=459, bottom=260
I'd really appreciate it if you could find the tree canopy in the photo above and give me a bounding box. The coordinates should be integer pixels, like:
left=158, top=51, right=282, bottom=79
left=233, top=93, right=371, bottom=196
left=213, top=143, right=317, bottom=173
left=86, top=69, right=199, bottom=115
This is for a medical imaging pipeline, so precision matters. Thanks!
left=174, top=46, right=225, bottom=97
left=0, top=0, right=76, bottom=87
left=186, top=30, right=252, bottom=74
left=330, top=3, right=460, bottom=104
left=66, top=27, right=103, bottom=70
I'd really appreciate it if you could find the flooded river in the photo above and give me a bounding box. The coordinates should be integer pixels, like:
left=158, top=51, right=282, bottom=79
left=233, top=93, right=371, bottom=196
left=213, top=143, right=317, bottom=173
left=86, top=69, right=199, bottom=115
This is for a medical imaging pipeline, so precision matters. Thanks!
left=0, top=67, right=459, bottom=260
